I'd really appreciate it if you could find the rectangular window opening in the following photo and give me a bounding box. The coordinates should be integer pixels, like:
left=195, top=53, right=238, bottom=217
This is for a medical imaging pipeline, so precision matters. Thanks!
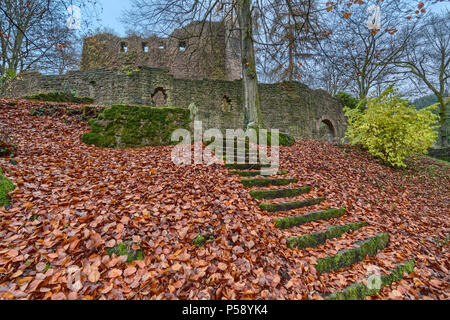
left=179, top=41, right=187, bottom=51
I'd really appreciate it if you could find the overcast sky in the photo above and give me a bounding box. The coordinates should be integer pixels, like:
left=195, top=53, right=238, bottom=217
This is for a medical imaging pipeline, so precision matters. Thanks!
left=90, top=0, right=449, bottom=37
left=91, top=0, right=133, bottom=36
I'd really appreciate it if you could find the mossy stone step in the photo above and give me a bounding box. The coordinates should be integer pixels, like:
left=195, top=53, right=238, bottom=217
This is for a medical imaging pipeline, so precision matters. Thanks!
left=275, top=208, right=347, bottom=229
left=229, top=169, right=288, bottom=177
left=325, top=259, right=415, bottom=300
left=286, top=221, right=368, bottom=249
left=315, top=233, right=390, bottom=274
left=260, top=197, right=325, bottom=212
left=223, top=155, right=269, bottom=163
left=241, top=178, right=297, bottom=188
left=250, top=186, right=311, bottom=200
left=226, top=163, right=275, bottom=170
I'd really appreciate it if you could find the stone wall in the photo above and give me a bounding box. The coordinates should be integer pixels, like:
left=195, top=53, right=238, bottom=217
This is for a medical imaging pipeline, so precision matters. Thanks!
left=80, top=21, right=242, bottom=81
left=3, top=67, right=346, bottom=141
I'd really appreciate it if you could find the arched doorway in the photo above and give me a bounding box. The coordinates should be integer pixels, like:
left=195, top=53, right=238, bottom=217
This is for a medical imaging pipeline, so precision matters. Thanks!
left=318, top=119, right=335, bottom=142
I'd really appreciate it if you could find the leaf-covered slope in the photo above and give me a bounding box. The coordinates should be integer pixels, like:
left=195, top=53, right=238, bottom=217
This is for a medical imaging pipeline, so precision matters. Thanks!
left=0, top=99, right=448, bottom=300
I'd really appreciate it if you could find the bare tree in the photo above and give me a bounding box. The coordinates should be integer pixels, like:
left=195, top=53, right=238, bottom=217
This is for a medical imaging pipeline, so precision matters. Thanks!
left=315, top=1, right=425, bottom=100
left=394, top=11, right=450, bottom=147
left=122, top=0, right=266, bottom=129
left=256, top=0, right=328, bottom=83
left=0, top=0, right=99, bottom=92
left=121, top=0, right=442, bottom=129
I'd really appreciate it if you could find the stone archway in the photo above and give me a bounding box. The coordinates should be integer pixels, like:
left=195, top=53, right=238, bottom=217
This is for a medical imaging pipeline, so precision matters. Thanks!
left=151, top=87, right=167, bottom=106
left=316, top=117, right=336, bottom=142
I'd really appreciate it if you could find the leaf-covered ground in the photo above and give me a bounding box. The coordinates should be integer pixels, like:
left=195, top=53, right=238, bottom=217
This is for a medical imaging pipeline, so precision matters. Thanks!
left=0, top=99, right=448, bottom=300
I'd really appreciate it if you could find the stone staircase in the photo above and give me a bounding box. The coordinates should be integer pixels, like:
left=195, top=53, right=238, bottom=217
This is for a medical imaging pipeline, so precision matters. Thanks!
left=215, top=139, right=415, bottom=300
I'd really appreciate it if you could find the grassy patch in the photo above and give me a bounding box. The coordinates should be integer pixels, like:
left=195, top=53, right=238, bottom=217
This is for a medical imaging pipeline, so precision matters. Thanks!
left=325, top=259, right=415, bottom=300
left=250, top=186, right=311, bottom=200
left=260, top=197, right=325, bottom=213
left=286, top=221, right=368, bottom=249
left=315, top=233, right=390, bottom=274
left=0, top=167, right=15, bottom=207
left=241, top=178, right=297, bottom=188
left=275, top=208, right=346, bottom=229
left=106, top=241, right=144, bottom=263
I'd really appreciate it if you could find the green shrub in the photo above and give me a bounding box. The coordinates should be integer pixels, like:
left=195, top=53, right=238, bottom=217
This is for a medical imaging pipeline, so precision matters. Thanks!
left=336, top=91, right=359, bottom=109
left=344, top=86, right=439, bottom=168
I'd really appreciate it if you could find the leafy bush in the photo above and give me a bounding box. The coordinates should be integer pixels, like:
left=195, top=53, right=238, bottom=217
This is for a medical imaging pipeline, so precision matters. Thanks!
left=344, top=86, right=439, bottom=168
left=336, top=91, right=359, bottom=109
left=23, top=91, right=94, bottom=104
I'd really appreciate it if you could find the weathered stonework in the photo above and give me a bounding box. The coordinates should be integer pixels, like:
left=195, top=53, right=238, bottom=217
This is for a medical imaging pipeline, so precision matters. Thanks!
left=4, top=67, right=346, bottom=141
left=80, top=21, right=242, bottom=81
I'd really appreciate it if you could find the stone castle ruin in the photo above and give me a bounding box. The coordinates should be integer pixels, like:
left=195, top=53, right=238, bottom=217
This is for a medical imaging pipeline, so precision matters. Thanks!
left=80, top=21, right=242, bottom=81
left=3, top=21, right=346, bottom=142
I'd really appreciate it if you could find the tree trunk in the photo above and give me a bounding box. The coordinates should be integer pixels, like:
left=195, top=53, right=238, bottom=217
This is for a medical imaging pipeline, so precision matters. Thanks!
left=288, top=15, right=294, bottom=82
left=237, top=0, right=263, bottom=130
left=438, top=97, right=448, bottom=147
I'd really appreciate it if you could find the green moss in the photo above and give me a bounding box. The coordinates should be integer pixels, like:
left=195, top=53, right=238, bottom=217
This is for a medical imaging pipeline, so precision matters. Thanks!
left=82, top=105, right=190, bottom=148
left=223, top=154, right=269, bottom=164
left=275, top=208, right=347, bottom=230
left=315, top=233, right=390, bottom=274
left=81, top=132, right=116, bottom=148
left=193, top=235, right=206, bottom=246
left=106, top=241, right=144, bottom=263
left=325, top=259, right=415, bottom=300
left=250, top=186, right=311, bottom=200
left=225, top=163, right=274, bottom=170
left=0, top=167, right=15, bottom=207
left=287, top=221, right=368, bottom=249
left=208, top=130, right=295, bottom=148
left=260, top=197, right=325, bottom=213
left=254, top=129, right=295, bottom=146
left=24, top=91, right=94, bottom=104
left=230, top=169, right=288, bottom=177
left=241, top=178, right=297, bottom=188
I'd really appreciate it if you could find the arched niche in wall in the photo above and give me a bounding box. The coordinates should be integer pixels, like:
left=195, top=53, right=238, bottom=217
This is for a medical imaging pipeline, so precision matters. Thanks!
left=316, top=117, right=336, bottom=142
left=88, top=80, right=97, bottom=98
left=221, top=95, right=233, bottom=112
left=151, top=87, right=167, bottom=106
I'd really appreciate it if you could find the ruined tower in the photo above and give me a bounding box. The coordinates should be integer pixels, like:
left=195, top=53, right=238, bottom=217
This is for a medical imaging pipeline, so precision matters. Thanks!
left=80, top=21, right=242, bottom=81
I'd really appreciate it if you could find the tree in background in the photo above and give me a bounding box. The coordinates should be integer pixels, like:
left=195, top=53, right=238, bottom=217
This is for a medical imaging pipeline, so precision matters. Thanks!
left=394, top=11, right=449, bottom=147
left=257, top=0, right=327, bottom=83
left=0, top=0, right=99, bottom=92
left=122, top=0, right=265, bottom=130
left=318, top=0, right=424, bottom=100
